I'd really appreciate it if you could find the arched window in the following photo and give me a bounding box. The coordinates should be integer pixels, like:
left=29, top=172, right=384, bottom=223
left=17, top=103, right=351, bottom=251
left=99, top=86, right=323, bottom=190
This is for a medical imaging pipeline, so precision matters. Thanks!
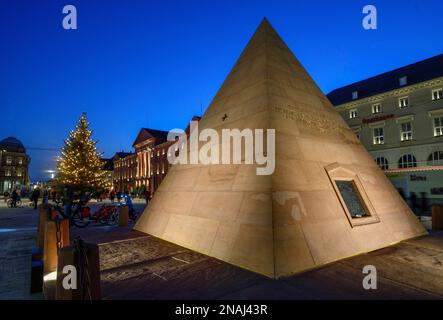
left=398, top=154, right=417, bottom=168
left=375, top=157, right=389, bottom=170
left=427, top=151, right=443, bottom=166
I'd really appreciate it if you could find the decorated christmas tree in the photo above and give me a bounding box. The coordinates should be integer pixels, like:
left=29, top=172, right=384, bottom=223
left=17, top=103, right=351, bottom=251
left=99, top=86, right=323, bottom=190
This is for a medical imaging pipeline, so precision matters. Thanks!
left=57, top=113, right=105, bottom=189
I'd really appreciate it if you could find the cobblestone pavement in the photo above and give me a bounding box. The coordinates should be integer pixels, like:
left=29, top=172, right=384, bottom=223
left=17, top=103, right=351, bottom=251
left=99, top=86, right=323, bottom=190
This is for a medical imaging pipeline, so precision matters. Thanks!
left=0, top=199, right=41, bottom=299
left=2, top=197, right=443, bottom=300
left=0, top=199, right=146, bottom=300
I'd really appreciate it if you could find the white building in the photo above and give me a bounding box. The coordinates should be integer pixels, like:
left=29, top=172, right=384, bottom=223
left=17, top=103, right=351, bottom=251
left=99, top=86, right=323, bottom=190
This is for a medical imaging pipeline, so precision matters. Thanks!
left=328, top=54, right=443, bottom=208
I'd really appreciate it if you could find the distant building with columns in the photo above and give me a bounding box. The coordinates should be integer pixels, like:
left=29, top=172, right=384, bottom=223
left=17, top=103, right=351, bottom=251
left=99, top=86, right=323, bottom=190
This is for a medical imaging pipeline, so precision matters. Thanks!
left=113, top=116, right=201, bottom=195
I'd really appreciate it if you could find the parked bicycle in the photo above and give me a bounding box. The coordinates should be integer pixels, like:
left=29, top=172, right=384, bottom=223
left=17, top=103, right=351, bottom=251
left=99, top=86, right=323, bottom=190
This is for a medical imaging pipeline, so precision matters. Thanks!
left=6, top=197, right=22, bottom=208
left=52, top=201, right=90, bottom=228
left=89, top=203, right=118, bottom=225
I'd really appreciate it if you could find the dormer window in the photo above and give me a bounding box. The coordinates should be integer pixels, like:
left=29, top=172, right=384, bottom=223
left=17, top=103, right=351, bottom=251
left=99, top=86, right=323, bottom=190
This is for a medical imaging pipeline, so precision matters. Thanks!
left=352, top=91, right=358, bottom=100
left=399, top=76, right=407, bottom=86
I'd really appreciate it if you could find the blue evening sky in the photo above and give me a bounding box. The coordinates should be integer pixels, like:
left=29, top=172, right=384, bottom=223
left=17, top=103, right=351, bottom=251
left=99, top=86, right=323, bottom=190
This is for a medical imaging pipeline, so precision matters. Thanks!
left=1, top=0, right=442, bottom=181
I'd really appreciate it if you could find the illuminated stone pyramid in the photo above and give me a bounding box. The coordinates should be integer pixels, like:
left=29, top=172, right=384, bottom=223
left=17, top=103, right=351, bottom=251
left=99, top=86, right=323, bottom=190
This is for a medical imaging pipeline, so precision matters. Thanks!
left=135, top=18, right=426, bottom=278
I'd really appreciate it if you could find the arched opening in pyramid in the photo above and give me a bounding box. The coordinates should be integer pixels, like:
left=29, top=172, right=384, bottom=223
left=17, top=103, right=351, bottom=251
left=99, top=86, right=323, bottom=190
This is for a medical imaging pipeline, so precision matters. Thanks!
left=135, top=18, right=426, bottom=279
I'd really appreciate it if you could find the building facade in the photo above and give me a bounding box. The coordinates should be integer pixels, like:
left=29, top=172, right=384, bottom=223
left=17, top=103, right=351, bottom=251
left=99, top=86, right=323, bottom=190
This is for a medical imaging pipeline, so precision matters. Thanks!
left=0, top=137, right=31, bottom=194
left=101, top=158, right=114, bottom=191
left=113, top=116, right=201, bottom=195
left=112, top=152, right=137, bottom=192
left=328, top=54, right=443, bottom=207
left=132, top=128, right=170, bottom=194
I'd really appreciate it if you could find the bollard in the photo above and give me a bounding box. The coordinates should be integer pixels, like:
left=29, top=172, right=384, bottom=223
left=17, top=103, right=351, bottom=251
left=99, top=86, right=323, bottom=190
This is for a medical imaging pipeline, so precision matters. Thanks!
left=42, top=219, right=70, bottom=299
left=30, top=248, right=43, bottom=293
left=432, top=205, right=443, bottom=230
left=37, top=204, right=51, bottom=250
left=55, top=241, right=101, bottom=300
left=30, top=261, right=44, bottom=294
left=118, top=205, right=129, bottom=226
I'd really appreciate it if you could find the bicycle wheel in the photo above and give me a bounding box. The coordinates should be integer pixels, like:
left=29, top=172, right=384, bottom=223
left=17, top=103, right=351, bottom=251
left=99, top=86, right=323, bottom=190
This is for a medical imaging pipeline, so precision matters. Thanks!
left=110, top=209, right=119, bottom=226
left=7, top=200, right=12, bottom=208
left=16, top=200, right=22, bottom=207
left=98, top=214, right=109, bottom=225
left=72, top=211, right=89, bottom=228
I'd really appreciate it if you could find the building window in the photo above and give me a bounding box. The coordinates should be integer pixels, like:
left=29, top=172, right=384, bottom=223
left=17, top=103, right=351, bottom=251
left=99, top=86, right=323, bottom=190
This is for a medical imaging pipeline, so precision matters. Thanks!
left=427, top=151, right=443, bottom=166
left=399, top=76, right=407, bottom=86
left=398, top=154, right=417, bottom=168
left=352, top=91, right=358, bottom=100
left=17, top=168, right=22, bottom=177
left=400, top=122, right=413, bottom=141
left=373, top=127, right=384, bottom=145
left=433, top=117, right=443, bottom=137
left=432, top=88, right=443, bottom=101
left=372, top=104, right=381, bottom=114
left=349, top=109, right=358, bottom=119
left=399, top=97, right=409, bottom=108
left=6, top=156, right=12, bottom=165
left=157, top=150, right=160, bottom=157
left=5, top=168, right=11, bottom=176
left=375, top=157, right=389, bottom=170
left=162, top=149, right=165, bottom=155
left=18, top=158, right=23, bottom=165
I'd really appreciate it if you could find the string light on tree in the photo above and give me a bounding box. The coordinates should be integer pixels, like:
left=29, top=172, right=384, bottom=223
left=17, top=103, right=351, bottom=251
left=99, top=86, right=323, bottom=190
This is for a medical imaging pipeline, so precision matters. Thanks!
left=57, top=113, right=105, bottom=189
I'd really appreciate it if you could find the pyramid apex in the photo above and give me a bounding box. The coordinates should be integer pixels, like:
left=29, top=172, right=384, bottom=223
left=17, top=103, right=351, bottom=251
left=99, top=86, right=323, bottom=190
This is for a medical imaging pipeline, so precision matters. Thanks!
left=256, top=17, right=274, bottom=31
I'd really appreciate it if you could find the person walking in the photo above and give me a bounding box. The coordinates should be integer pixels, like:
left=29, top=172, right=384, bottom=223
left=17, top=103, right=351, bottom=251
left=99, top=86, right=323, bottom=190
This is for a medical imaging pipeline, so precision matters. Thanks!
left=42, top=189, right=49, bottom=204
left=30, top=188, right=41, bottom=209
left=11, top=189, right=18, bottom=207
left=410, top=192, right=417, bottom=214
left=110, top=190, right=115, bottom=203
left=144, top=190, right=151, bottom=205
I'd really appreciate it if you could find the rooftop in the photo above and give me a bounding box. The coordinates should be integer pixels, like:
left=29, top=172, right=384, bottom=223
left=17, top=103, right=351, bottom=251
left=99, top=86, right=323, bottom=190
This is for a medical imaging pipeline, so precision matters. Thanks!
left=0, top=137, right=26, bottom=153
left=327, top=54, right=443, bottom=105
